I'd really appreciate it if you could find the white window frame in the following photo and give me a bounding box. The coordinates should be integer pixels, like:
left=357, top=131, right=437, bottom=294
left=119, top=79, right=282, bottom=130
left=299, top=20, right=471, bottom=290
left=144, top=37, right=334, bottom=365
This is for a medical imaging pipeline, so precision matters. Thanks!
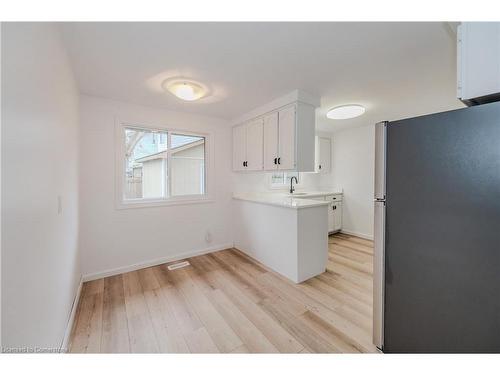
left=115, top=119, right=214, bottom=209
left=269, top=171, right=302, bottom=190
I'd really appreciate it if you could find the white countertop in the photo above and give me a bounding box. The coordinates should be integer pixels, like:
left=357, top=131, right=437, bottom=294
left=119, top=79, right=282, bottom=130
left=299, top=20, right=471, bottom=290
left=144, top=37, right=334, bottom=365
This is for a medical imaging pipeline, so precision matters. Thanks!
left=286, top=190, right=343, bottom=198
left=232, top=191, right=340, bottom=209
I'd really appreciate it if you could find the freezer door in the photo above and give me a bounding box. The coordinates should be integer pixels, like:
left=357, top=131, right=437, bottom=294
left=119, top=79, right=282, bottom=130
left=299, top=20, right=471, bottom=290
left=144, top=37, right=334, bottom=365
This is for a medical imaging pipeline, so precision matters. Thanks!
left=374, top=121, right=387, bottom=199
left=373, top=200, right=386, bottom=349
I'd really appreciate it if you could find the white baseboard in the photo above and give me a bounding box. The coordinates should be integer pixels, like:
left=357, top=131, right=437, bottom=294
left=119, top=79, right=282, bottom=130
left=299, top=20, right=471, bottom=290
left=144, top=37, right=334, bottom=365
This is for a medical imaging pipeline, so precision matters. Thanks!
left=60, top=275, right=83, bottom=353
left=82, top=243, right=234, bottom=282
left=340, top=229, right=374, bottom=241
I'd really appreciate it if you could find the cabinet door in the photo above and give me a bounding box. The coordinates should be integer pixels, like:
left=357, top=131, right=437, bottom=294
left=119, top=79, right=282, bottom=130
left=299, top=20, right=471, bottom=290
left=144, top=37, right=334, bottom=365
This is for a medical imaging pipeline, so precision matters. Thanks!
left=328, top=204, right=335, bottom=233
left=232, top=125, right=247, bottom=171
left=318, top=137, right=331, bottom=173
left=245, top=119, right=264, bottom=170
left=333, top=202, right=342, bottom=231
left=263, top=112, right=279, bottom=170
left=278, top=105, right=296, bottom=170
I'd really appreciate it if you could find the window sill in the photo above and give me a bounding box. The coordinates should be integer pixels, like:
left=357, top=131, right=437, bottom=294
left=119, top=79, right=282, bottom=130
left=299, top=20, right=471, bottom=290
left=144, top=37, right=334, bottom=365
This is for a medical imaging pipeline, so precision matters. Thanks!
left=115, top=195, right=214, bottom=210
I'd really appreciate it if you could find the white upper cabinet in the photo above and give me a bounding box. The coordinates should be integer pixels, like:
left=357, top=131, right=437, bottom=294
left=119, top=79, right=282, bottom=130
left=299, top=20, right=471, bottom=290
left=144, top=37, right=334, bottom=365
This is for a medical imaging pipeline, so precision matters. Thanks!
left=457, top=22, right=500, bottom=104
left=315, top=136, right=331, bottom=173
left=232, top=90, right=319, bottom=173
left=277, top=105, right=296, bottom=170
left=245, top=118, right=264, bottom=171
left=263, top=112, right=279, bottom=170
left=232, top=124, right=246, bottom=171
left=232, top=119, right=264, bottom=171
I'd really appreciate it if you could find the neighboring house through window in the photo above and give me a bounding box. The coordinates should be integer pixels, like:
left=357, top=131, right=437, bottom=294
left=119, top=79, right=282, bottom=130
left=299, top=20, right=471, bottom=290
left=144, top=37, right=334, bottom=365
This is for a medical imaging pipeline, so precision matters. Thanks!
left=118, top=123, right=209, bottom=208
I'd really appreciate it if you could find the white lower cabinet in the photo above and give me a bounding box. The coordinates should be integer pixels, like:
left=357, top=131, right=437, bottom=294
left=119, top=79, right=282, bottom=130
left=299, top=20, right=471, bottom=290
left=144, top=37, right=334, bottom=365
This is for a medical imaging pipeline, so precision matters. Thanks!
left=308, top=194, right=342, bottom=234
left=330, top=201, right=342, bottom=233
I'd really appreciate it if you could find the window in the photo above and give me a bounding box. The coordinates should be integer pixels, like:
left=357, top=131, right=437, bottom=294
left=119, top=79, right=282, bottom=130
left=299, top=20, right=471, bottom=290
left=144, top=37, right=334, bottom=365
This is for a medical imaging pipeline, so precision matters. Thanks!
left=270, top=172, right=300, bottom=189
left=119, top=124, right=208, bottom=207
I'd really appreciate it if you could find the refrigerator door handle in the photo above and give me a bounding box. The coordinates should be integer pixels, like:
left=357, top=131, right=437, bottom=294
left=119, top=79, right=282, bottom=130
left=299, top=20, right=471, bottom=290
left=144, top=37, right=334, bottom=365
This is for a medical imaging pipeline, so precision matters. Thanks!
left=373, top=200, right=386, bottom=350
left=374, top=121, right=387, bottom=200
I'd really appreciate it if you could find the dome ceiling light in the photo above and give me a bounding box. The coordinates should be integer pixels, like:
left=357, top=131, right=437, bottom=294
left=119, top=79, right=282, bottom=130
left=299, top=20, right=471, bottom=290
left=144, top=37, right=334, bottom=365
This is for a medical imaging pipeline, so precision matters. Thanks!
left=326, top=104, right=366, bottom=120
left=162, top=79, right=207, bottom=101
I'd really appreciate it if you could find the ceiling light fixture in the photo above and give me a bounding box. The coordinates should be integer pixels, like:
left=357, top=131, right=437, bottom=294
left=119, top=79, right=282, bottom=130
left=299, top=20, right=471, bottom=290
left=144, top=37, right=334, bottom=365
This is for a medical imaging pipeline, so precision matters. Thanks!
left=327, top=104, right=366, bottom=120
left=163, top=79, right=207, bottom=101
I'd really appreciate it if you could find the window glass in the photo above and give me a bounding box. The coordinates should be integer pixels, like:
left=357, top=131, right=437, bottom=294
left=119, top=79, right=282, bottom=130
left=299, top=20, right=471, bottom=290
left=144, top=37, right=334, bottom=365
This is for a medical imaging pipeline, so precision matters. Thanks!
left=122, top=127, right=207, bottom=203
left=124, top=128, right=168, bottom=200
left=170, top=134, right=205, bottom=196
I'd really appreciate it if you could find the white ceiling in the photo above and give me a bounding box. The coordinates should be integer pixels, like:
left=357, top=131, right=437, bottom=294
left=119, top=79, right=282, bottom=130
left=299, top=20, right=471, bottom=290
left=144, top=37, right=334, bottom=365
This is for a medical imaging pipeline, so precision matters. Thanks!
left=60, top=22, right=464, bottom=132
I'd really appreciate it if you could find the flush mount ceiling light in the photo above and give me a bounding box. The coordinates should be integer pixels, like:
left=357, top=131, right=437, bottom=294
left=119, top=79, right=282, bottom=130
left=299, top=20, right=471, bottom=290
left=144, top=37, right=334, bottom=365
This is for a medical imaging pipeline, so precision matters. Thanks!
left=162, top=79, right=207, bottom=101
left=327, top=104, right=366, bottom=120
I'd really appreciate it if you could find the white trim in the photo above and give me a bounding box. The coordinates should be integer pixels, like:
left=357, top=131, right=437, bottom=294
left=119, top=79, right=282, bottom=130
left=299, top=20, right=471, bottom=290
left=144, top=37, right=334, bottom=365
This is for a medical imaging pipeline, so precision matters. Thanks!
left=340, top=229, right=374, bottom=241
left=82, top=243, right=233, bottom=282
left=60, top=275, right=83, bottom=353
left=115, top=197, right=215, bottom=210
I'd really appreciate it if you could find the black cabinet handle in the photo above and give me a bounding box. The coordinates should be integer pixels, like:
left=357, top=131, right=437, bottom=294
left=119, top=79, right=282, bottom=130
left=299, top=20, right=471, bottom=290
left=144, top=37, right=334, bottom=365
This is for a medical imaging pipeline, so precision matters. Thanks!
left=274, top=157, right=277, bottom=165
left=242, top=161, right=245, bottom=167
left=243, top=161, right=248, bottom=167
left=278, top=157, right=281, bottom=165
left=319, top=164, right=322, bottom=170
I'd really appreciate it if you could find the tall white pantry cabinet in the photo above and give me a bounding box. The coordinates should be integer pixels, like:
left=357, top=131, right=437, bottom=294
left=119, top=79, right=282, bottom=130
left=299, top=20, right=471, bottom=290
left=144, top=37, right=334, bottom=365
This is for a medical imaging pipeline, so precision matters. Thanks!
left=232, top=92, right=318, bottom=172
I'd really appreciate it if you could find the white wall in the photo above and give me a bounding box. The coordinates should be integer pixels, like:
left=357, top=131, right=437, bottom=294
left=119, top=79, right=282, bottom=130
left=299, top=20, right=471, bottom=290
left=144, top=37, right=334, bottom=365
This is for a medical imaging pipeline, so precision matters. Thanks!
left=79, top=95, right=233, bottom=278
left=332, top=125, right=375, bottom=239
left=1, top=23, right=81, bottom=349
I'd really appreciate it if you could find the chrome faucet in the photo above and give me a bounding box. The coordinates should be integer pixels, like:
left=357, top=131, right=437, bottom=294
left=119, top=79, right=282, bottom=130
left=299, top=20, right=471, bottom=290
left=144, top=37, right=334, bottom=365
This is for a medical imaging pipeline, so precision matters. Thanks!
left=290, top=176, right=298, bottom=194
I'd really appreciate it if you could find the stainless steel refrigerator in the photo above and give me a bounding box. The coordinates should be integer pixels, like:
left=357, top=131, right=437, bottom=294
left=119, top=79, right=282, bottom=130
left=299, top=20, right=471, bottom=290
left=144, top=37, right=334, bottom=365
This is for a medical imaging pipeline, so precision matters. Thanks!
left=373, top=101, right=500, bottom=353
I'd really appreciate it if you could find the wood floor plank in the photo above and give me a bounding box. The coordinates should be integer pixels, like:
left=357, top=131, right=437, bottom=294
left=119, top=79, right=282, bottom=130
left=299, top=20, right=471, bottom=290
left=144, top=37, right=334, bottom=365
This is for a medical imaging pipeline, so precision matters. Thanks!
left=329, top=253, right=373, bottom=275
left=299, top=310, right=363, bottom=353
left=167, top=267, right=243, bottom=353
left=259, top=298, right=340, bottom=353
left=101, top=275, right=130, bottom=353
left=122, top=271, right=159, bottom=353
left=305, top=277, right=372, bottom=318
left=69, top=287, right=103, bottom=353
left=335, top=233, right=374, bottom=247
left=230, top=344, right=250, bottom=353
left=210, top=252, right=303, bottom=313
left=330, top=238, right=373, bottom=256
left=70, top=233, right=376, bottom=354
left=137, top=267, right=161, bottom=291
left=181, top=260, right=279, bottom=353
left=184, top=327, right=220, bottom=353
left=84, top=279, right=104, bottom=296
left=190, top=255, right=305, bottom=353
left=213, top=251, right=309, bottom=317
left=142, top=287, right=190, bottom=353
left=209, top=289, right=279, bottom=353
left=152, top=264, right=203, bottom=334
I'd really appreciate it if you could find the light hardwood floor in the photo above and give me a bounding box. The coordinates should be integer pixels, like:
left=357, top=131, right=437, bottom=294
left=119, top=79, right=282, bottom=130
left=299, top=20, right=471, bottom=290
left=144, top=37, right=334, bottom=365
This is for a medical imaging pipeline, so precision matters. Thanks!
left=69, top=233, right=376, bottom=353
